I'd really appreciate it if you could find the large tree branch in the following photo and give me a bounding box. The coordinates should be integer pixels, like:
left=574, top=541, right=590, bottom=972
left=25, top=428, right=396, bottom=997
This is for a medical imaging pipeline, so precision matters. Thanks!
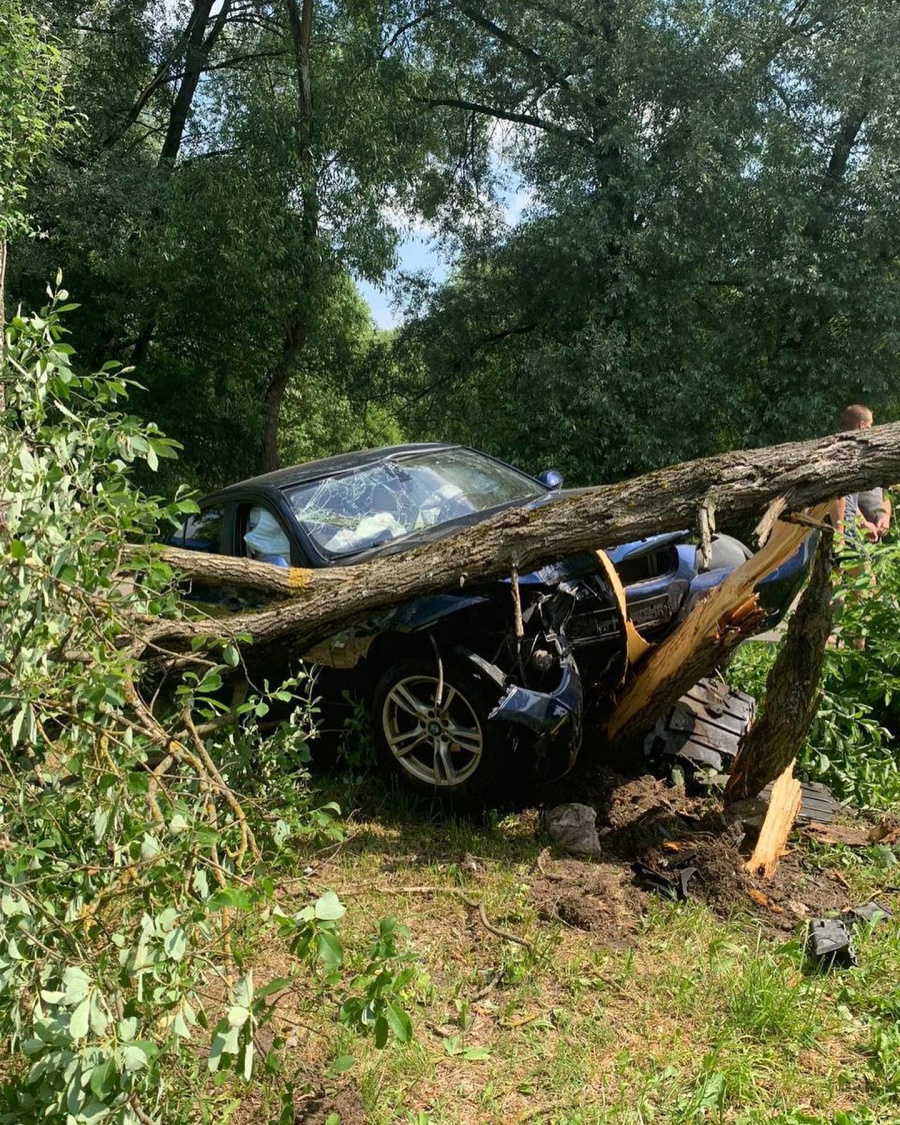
left=160, top=0, right=233, bottom=166
left=803, top=86, right=870, bottom=244
left=458, top=6, right=571, bottom=90
left=100, top=0, right=211, bottom=151
left=142, top=422, right=900, bottom=656
left=418, top=96, right=592, bottom=148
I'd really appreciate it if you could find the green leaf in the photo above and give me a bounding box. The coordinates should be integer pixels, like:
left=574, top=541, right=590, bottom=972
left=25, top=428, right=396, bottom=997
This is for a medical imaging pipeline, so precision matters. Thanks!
left=227, top=1005, right=250, bottom=1029
left=62, top=965, right=91, bottom=1004
left=329, top=1055, right=356, bottom=1073
left=314, top=890, right=346, bottom=921
left=120, top=1044, right=149, bottom=1073
left=385, top=1003, right=412, bottom=1043
left=462, top=1046, right=491, bottom=1061
left=317, top=931, right=343, bottom=968
left=255, top=977, right=292, bottom=1000
left=69, top=997, right=91, bottom=1042
left=89, top=993, right=109, bottom=1036
left=89, top=1057, right=116, bottom=1100
left=164, top=927, right=187, bottom=962
left=207, top=887, right=255, bottom=911
left=223, top=644, right=240, bottom=667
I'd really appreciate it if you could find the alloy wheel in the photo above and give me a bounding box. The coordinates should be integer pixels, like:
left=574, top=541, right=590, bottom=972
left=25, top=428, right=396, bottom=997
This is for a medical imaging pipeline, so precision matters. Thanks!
left=381, top=674, right=484, bottom=788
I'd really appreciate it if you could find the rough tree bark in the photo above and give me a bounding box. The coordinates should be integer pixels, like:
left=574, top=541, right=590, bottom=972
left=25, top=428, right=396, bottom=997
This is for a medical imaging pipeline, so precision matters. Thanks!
left=260, top=0, right=317, bottom=473
left=143, top=423, right=900, bottom=665
left=723, top=528, right=834, bottom=804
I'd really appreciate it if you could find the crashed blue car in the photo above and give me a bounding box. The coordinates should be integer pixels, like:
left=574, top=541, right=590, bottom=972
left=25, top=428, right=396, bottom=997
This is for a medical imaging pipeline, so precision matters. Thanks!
left=172, top=443, right=813, bottom=796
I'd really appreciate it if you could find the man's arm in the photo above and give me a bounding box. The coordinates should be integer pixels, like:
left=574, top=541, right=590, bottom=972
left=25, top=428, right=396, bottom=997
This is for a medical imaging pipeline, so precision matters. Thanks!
left=830, top=496, right=846, bottom=537
left=877, top=493, right=892, bottom=538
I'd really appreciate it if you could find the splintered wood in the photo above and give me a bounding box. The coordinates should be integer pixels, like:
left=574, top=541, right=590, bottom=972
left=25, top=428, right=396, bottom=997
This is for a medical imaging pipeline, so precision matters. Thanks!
left=604, top=505, right=829, bottom=749
left=745, top=761, right=802, bottom=879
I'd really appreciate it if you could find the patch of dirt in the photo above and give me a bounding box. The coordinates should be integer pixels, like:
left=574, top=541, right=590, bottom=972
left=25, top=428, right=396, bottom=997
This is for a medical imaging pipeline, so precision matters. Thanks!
left=294, top=1085, right=367, bottom=1124
left=639, top=824, right=849, bottom=932
left=537, top=768, right=855, bottom=934
left=532, top=855, right=649, bottom=937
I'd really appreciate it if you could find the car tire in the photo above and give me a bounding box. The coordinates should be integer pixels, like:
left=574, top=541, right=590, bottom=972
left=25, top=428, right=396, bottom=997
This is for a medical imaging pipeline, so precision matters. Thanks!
left=371, top=658, right=508, bottom=798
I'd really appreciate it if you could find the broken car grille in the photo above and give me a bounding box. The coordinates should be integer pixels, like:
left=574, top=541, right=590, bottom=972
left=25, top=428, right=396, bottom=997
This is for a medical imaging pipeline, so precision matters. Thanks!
left=567, top=592, right=674, bottom=646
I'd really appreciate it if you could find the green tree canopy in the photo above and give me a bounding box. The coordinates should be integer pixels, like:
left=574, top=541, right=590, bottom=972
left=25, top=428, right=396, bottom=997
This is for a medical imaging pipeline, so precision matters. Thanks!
left=388, top=0, right=900, bottom=482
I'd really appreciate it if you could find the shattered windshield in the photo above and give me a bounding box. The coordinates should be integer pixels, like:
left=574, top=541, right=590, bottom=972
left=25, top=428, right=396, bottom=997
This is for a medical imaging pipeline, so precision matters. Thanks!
left=284, top=449, right=545, bottom=558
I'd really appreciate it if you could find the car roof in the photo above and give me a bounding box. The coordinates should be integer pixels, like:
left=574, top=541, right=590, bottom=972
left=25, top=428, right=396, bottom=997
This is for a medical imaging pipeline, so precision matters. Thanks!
left=200, top=442, right=463, bottom=504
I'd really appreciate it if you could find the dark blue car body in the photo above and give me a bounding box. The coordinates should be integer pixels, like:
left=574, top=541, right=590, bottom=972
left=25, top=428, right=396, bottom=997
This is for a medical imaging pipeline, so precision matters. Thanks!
left=173, top=443, right=813, bottom=790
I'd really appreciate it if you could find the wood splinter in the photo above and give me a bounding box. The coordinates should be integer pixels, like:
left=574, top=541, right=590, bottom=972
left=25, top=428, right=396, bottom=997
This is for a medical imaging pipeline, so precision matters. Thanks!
left=744, top=760, right=802, bottom=880
left=697, top=495, right=717, bottom=570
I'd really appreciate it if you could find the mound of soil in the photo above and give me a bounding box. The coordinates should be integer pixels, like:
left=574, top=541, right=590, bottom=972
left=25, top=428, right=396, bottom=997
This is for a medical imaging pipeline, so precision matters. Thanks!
left=537, top=769, right=853, bottom=933
left=294, top=1085, right=367, bottom=1124
left=532, top=855, right=649, bottom=938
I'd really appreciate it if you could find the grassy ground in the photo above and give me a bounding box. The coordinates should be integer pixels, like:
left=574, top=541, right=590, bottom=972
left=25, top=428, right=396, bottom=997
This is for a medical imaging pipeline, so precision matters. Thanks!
left=223, top=771, right=900, bottom=1125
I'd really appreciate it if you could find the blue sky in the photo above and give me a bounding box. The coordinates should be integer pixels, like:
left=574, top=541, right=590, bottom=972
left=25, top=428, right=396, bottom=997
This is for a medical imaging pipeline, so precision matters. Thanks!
left=357, top=182, right=533, bottom=329
left=356, top=233, right=448, bottom=329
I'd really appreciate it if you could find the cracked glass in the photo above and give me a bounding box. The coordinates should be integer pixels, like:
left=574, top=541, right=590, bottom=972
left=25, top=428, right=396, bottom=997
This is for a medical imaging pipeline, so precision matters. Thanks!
left=284, top=449, right=544, bottom=558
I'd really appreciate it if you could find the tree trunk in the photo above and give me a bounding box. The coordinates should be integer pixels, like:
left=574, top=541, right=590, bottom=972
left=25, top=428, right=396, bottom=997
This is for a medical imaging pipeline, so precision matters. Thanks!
left=260, top=317, right=306, bottom=472
left=143, top=422, right=900, bottom=661
left=744, top=761, right=803, bottom=880
left=160, top=0, right=232, bottom=167
left=723, top=528, right=834, bottom=804
left=260, top=0, right=316, bottom=474
left=129, top=0, right=233, bottom=368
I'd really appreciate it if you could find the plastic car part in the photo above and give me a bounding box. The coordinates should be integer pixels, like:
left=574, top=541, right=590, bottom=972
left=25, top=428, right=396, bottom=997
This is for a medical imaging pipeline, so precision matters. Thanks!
left=645, top=683, right=839, bottom=824
left=760, top=779, right=837, bottom=825
left=633, top=862, right=698, bottom=902
left=457, top=646, right=508, bottom=690
left=489, top=654, right=583, bottom=736
left=486, top=628, right=583, bottom=738
left=643, top=679, right=757, bottom=773
left=842, top=901, right=894, bottom=926
left=807, top=919, right=858, bottom=968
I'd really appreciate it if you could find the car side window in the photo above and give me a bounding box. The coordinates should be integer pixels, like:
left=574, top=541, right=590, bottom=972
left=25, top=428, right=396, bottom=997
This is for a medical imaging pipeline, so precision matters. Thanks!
left=243, top=505, right=291, bottom=566
left=174, top=507, right=224, bottom=553
left=235, top=503, right=293, bottom=567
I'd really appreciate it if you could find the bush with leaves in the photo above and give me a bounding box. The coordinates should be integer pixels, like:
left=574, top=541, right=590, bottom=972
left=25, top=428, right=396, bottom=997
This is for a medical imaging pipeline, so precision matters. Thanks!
left=0, top=287, right=415, bottom=1124
left=731, top=521, right=900, bottom=810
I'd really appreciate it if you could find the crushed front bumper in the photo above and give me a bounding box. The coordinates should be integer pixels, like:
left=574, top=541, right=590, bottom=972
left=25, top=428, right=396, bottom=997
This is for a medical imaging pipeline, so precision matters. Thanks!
left=460, top=630, right=583, bottom=778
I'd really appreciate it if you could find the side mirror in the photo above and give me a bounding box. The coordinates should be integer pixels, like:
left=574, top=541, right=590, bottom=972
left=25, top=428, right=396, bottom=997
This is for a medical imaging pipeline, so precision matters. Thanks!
left=538, top=469, right=564, bottom=490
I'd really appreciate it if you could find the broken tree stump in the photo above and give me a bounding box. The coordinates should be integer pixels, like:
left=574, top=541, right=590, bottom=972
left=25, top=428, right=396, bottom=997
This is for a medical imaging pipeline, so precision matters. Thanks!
left=745, top=760, right=803, bottom=879
left=724, top=528, right=834, bottom=805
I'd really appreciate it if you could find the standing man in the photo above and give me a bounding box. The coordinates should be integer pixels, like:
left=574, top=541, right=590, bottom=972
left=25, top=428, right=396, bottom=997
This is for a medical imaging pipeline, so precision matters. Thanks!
left=831, top=404, right=892, bottom=541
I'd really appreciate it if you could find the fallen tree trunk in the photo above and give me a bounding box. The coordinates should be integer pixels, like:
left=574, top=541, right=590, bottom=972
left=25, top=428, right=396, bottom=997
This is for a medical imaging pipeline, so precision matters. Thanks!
left=142, top=423, right=900, bottom=656
left=723, top=528, right=834, bottom=804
